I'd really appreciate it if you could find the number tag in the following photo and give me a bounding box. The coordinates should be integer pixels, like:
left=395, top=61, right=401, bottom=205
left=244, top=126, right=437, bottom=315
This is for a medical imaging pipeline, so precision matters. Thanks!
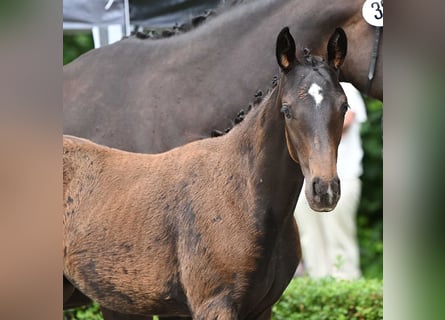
left=362, top=0, right=383, bottom=27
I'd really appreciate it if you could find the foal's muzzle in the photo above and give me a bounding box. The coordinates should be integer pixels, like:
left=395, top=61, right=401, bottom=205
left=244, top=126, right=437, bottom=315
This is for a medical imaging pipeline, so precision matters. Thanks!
left=306, top=176, right=340, bottom=212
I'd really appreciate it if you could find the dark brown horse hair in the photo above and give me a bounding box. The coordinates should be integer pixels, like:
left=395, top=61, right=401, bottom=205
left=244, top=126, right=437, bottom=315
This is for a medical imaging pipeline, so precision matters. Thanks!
left=129, top=1, right=252, bottom=41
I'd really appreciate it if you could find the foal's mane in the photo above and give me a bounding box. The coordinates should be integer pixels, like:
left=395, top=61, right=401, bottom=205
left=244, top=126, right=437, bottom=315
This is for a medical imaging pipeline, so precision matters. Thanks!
left=210, top=76, right=277, bottom=138
left=211, top=51, right=328, bottom=137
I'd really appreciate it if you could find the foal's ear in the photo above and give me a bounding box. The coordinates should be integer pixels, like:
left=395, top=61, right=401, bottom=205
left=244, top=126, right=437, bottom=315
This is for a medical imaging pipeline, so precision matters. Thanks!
left=327, top=27, right=347, bottom=70
left=276, top=27, right=297, bottom=72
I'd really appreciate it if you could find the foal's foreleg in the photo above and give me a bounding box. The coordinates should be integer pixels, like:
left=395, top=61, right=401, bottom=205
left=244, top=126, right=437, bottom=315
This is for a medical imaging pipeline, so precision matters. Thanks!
left=192, top=299, right=238, bottom=320
left=193, top=308, right=238, bottom=320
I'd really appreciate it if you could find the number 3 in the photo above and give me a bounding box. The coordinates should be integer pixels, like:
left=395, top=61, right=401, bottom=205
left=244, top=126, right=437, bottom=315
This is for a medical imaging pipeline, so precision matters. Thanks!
left=371, top=1, right=383, bottom=20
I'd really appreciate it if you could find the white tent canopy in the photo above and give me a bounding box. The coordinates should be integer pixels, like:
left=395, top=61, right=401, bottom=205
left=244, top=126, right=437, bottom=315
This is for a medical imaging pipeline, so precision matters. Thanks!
left=63, top=0, right=130, bottom=48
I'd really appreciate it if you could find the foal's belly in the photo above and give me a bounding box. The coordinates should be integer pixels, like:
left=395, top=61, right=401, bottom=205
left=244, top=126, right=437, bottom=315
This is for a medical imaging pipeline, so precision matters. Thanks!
left=65, top=253, right=190, bottom=316
left=64, top=221, right=190, bottom=316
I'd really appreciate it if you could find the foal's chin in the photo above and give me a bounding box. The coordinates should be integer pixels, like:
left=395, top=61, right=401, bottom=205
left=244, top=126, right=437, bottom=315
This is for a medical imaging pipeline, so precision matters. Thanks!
left=307, top=197, right=339, bottom=212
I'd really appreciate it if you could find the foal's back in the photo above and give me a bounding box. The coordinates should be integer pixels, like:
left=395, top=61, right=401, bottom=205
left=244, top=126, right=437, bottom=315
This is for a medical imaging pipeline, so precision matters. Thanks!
left=63, top=134, right=232, bottom=223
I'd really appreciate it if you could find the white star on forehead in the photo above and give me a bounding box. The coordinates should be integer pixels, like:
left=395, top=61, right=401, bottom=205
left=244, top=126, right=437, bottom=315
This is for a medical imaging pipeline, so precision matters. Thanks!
left=308, top=83, right=323, bottom=107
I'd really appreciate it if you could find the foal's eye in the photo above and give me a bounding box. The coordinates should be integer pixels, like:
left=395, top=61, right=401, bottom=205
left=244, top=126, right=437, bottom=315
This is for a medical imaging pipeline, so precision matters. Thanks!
left=280, top=104, right=292, bottom=119
left=341, top=102, right=350, bottom=114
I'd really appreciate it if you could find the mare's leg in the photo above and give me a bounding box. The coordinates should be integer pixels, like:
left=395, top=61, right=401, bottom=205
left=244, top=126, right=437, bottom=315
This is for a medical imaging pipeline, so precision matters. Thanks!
left=63, top=276, right=92, bottom=309
left=255, top=307, right=272, bottom=320
left=63, top=280, right=75, bottom=305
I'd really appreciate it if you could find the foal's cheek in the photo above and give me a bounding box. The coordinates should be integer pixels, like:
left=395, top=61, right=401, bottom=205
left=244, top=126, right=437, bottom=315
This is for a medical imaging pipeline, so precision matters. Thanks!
left=284, top=127, right=301, bottom=164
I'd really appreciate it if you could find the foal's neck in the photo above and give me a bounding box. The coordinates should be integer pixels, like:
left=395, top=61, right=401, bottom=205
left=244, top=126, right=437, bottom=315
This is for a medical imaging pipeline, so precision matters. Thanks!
left=248, top=86, right=286, bottom=162
left=226, top=78, right=302, bottom=222
left=232, top=76, right=301, bottom=192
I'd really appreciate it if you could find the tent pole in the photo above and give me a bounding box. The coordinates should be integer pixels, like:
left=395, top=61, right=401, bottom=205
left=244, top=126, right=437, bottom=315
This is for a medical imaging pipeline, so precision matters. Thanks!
left=123, top=0, right=130, bottom=36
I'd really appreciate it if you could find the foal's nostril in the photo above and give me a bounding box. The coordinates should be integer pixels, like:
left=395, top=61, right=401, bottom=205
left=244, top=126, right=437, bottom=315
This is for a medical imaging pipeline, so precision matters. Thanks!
left=312, top=176, right=340, bottom=202
left=332, top=176, right=340, bottom=194
left=312, top=177, right=321, bottom=196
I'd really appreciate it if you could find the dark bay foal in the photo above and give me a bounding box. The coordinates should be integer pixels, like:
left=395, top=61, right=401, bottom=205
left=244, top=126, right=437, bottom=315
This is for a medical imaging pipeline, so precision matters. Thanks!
left=63, top=27, right=348, bottom=319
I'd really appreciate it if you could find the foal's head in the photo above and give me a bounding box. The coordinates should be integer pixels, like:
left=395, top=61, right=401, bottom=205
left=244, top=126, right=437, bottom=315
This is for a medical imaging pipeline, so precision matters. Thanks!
left=276, top=27, right=348, bottom=212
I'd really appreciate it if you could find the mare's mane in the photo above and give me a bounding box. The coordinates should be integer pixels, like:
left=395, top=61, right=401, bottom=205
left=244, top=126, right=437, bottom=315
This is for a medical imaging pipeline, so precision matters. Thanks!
left=129, top=0, right=250, bottom=40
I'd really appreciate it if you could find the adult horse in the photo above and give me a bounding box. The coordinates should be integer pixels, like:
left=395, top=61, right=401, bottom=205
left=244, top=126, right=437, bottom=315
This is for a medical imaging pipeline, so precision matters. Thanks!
left=64, top=27, right=348, bottom=319
left=63, top=0, right=382, bottom=155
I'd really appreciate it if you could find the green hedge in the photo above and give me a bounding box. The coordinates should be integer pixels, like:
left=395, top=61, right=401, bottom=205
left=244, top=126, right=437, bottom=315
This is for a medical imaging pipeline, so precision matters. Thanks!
left=64, top=302, right=102, bottom=320
left=272, top=277, right=383, bottom=320
left=64, top=277, right=382, bottom=320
